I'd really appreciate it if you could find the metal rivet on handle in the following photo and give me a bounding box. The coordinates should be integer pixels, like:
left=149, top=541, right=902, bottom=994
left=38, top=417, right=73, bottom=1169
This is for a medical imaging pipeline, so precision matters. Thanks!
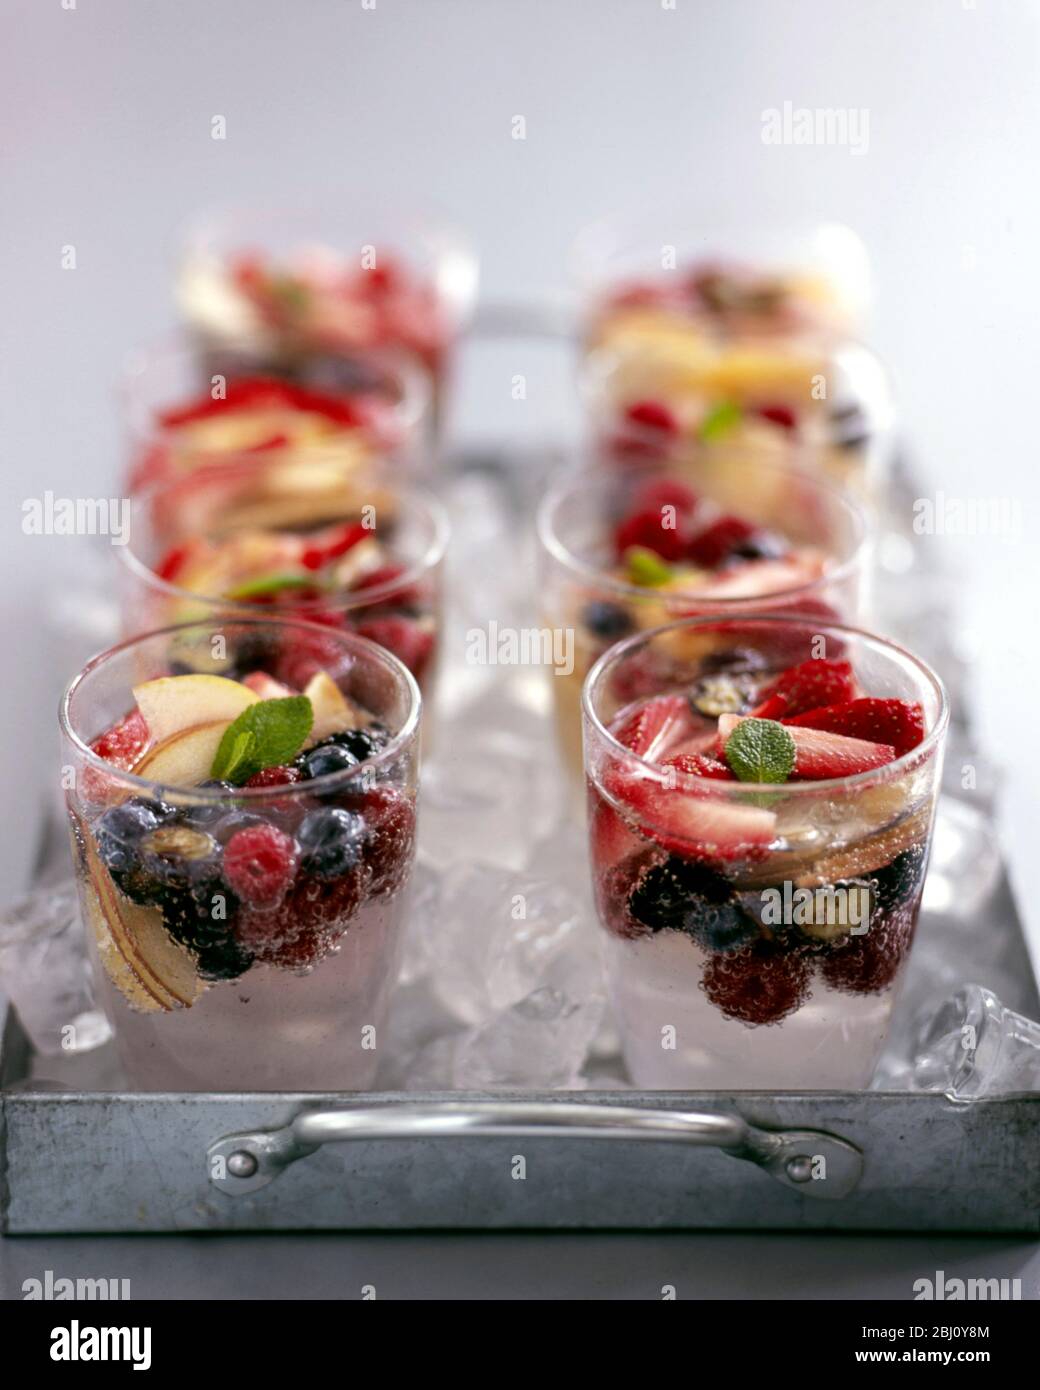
left=227, top=1150, right=259, bottom=1179
left=785, top=1155, right=814, bottom=1184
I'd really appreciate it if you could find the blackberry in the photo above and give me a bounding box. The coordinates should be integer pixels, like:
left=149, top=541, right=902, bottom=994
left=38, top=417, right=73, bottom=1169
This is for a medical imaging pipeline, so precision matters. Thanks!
left=872, top=845, right=926, bottom=914
left=156, top=880, right=252, bottom=981
left=298, top=807, right=367, bottom=880
left=317, top=725, right=391, bottom=764
left=628, top=857, right=758, bottom=953
left=581, top=600, right=634, bottom=642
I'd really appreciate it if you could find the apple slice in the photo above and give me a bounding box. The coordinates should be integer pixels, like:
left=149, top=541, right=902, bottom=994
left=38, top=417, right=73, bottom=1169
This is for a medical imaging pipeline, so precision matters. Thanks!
left=303, top=670, right=368, bottom=746
left=133, top=674, right=258, bottom=743
left=72, top=815, right=202, bottom=1012
left=133, top=721, right=231, bottom=785
left=242, top=671, right=294, bottom=700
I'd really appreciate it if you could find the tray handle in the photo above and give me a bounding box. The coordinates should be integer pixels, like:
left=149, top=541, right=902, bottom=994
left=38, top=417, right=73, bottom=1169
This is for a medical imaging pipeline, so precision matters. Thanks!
left=208, top=1101, right=863, bottom=1200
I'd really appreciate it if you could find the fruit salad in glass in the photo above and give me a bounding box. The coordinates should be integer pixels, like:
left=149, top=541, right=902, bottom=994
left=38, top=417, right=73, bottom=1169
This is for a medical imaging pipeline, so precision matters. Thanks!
left=61, top=618, right=420, bottom=1091
left=573, top=215, right=889, bottom=498
left=119, top=457, right=445, bottom=699
left=583, top=615, right=948, bottom=1090
left=538, top=458, right=866, bottom=780
left=123, top=336, right=431, bottom=493
left=177, top=205, right=478, bottom=416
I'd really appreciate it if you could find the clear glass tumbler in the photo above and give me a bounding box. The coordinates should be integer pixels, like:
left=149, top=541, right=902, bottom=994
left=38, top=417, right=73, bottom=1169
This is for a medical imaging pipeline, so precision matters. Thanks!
left=582, top=614, right=948, bottom=1090
left=60, top=616, right=421, bottom=1091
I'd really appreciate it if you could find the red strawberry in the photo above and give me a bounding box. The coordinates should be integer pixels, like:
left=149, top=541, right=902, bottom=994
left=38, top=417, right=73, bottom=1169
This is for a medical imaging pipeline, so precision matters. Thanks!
left=355, top=616, right=435, bottom=682
left=785, top=698, right=925, bottom=757
left=701, top=940, right=812, bottom=1024
left=222, top=824, right=299, bottom=906
left=624, top=400, right=679, bottom=435
left=589, top=791, right=639, bottom=870
left=300, top=521, right=369, bottom=572
left=154, top=542, right=197, bottom=583
left=614, top=508, right=688, bottom=562
left=757, top=403, right=797, bottom=431
left=612, top=694, right=690, bottom=760
left=751, top=658, right=856, bottom=719
left=718, top=714, right=896, bottom=779
left=685, top=516, right=757, bottom=569
left=609, top=768, right=776, bottom=861
left=663, top=752, right=735, bottom=781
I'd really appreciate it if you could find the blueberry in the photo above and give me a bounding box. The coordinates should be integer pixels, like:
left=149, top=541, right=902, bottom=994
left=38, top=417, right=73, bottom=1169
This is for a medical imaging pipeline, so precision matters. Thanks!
left=138, top=825, right=222, bottom=889
left=720, top=529, right=787, bottom=566
left=296, top=742, right=361, bottom=783
left=298, top=807, right=367, bottom=880
left=95, top=801, right=165, bottom=874
left=581, top=600, right=634, bottom=642
left=629, top=856, right=758, bottom=953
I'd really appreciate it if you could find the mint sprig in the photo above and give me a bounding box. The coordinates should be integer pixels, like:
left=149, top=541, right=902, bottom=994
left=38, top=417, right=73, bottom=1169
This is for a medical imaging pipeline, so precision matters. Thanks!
left=210, top=696, right=314, bottom=785
left=724, top=717, right=795, bottom=784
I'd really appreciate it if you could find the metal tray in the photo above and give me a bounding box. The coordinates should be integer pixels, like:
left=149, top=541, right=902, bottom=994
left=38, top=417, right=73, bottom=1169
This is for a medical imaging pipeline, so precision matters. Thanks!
left=3, top=320, right=1039, bottom=1235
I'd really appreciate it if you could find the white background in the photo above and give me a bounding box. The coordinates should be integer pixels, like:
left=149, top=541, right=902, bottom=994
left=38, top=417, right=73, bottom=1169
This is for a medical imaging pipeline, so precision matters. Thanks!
left=2, top=0, right=1038, bottom=1297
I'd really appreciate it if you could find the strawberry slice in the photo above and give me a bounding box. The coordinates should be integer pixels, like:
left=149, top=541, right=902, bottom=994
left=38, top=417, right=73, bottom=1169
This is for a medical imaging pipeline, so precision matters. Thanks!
left=300, top=521, right=369, bottom=572
left=624, top=400, right=679, bottom=436
left=785, top=698, right=926, bottom=757
left=589, top=793, right=639, bottom=871
left=718, top=713, right=895, bottom=780
left=612, top=694, right=690, bottom=760
left=612, top=770, right=776, bottom=860
left=662, top=752, right=735, bottom=781
left=751, top=658, right=856, bottom=719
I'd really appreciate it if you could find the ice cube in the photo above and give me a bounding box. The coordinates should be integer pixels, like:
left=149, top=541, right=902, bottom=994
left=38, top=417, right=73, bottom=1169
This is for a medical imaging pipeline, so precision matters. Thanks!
left=452, top=978, right=605, bottom=1090
left=910, top=984, right=1040, bottom=1100
left=0, top=879, right=113, bottom=1055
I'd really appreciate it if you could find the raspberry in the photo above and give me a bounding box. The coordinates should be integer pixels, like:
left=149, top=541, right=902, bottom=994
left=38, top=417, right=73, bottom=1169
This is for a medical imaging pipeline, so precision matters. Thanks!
left=701, top=940, right=811, bottom=1024
left=614, top=508, right=689, bottom=562
left=350, top=786, right=416, bottom=896
left=222, top=824, right=298, bottom=906
left=351, top=564, right=428, bottom=610
left=273, top=627, right=347, bottom=689
left=244, top=765, right=302, bottom=790
left=91, top=709, right=149, bottom=771
left=685, top=516, right=758, bottom=569
left=819, top=901, right=919, bottom=995
left=355, top=616, right=435, bottom=683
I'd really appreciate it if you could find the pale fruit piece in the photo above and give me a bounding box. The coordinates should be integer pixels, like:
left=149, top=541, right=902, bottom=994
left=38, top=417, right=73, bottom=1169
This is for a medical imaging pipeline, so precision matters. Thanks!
left=133, top=674, right=258, bottom=743
left=242, top=671, right=294, bottom=700
left=303, top=671, right=368, bottom=747
left=794, top=805, right=932, bottom=888
left=72, top=817, right=202, bottom=1012
left=133, top=721, right=231, bottom=785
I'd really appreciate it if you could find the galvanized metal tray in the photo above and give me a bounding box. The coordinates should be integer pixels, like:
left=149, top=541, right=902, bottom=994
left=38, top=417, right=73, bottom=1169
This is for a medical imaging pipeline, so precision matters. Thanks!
left=3, top=320, right=1039, bottom=1235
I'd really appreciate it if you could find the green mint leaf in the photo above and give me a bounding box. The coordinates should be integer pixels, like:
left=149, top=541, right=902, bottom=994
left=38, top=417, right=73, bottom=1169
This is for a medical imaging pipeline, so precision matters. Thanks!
left=724, top=717, right=795, bottom=784
left=220, top=730, right=257, bottom=783
left=225, top=572, right=319, bottom=601
left=625, top=546, right=673, bottom=587
left=210, top=696, right=314, bottom=784
left=699, top=399, right=743, bottom=441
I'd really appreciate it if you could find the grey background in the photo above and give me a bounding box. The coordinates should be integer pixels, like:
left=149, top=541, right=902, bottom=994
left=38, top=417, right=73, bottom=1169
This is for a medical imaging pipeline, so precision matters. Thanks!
left=2, top=0, right=1038, bottom=1298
